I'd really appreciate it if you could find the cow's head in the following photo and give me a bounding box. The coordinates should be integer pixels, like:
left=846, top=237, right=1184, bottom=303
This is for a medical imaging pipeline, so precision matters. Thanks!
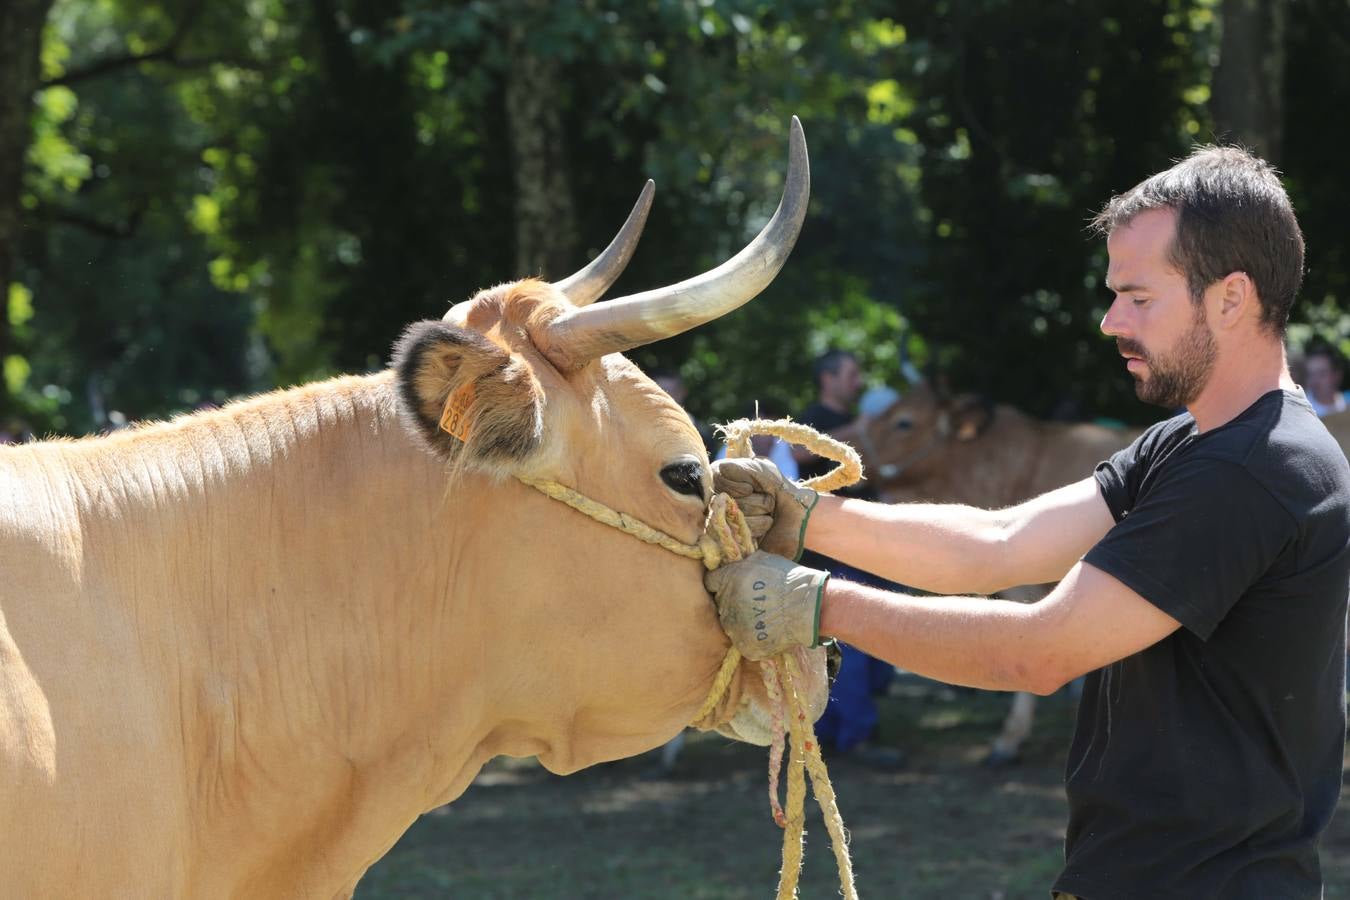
left=857, top=383, right=995, bottom=500
left=390, top=121, right=829, bottom=773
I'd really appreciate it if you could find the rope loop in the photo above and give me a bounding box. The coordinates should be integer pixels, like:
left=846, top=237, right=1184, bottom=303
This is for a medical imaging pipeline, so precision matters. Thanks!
left=717, top=416, right=863, bottom=493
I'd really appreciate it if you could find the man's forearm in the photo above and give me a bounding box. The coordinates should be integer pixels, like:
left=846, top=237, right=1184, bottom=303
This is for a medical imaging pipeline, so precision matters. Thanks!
left=806, top=494, right=1013, bottom=595
left=818, top=578, right=1060, bottom=695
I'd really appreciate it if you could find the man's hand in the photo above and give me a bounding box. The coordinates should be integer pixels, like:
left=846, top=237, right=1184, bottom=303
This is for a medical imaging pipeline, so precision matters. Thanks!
left=704, top=551, right=829, bottom=660
left=711, top=457, right=819, bottom=560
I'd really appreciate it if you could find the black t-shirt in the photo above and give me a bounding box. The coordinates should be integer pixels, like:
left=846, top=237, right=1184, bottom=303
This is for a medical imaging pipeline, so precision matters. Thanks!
left=1053, top=390, right=1350, bottom=900
left=798, top=402, right=875, bottom=500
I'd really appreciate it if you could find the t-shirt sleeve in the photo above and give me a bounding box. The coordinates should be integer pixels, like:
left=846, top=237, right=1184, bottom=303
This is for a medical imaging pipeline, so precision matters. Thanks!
left=1094, top=445, right=1137, bottom=523
left=1093, top=420, right=1175, bottom=522
left=1083, top=458, right=1297, bottom=640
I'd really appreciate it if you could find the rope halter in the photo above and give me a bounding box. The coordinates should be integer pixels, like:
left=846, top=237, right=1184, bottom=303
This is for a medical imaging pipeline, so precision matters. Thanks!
left=514, top=417, right=864, bottom=900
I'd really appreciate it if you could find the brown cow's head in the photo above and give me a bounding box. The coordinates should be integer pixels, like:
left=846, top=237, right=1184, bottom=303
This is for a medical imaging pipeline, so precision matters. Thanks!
left=857, top=383, right=995, bottom=501
left=390, top=121, right=828, bottom=772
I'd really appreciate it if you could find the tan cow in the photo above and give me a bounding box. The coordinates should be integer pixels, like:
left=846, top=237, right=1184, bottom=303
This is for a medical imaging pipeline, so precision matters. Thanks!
left=0, top=122, right=829, bottom=897
left=1319, top=406, right=1350, bottom=451
left=856, top=383, right=1145, bottom=763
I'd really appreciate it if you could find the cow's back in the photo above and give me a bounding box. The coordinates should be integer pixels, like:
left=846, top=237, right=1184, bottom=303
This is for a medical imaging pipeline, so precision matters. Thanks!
left=883, top=406, right=1140, bottom=507
left=0, top=445, right=189, bottom=896
left=1020, top=419, right=1143, bottom=499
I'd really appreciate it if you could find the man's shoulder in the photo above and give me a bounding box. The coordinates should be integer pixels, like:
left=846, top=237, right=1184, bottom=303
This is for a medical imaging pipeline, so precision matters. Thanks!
left=1190, top=390, right=1350, bottom=518
left=1112, top=410, right=1194, bottom=473
left=1200, top=391, right=1342, bottom=468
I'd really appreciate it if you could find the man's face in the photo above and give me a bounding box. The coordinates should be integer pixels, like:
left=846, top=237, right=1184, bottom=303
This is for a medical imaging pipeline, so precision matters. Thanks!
left=1100, top=208, right=1218, bottom=409
left=1304, top=355, right=1343, bottom=404
left=822, top=356, right=863, bottom=408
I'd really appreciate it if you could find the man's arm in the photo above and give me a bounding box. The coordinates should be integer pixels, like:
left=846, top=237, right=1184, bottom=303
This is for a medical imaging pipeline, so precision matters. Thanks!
left=806, top=476, right=1116, bottom=595
left=818, top=560, right=1181, bottom=695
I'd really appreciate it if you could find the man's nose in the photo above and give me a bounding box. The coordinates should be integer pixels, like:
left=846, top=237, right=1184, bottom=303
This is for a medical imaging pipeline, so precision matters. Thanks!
left=1100, top=297, right=1127, bottom=338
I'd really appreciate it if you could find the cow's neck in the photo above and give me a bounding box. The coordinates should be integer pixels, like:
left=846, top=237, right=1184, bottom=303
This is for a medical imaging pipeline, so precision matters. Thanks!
left=61, top=371, right=513, bottom=888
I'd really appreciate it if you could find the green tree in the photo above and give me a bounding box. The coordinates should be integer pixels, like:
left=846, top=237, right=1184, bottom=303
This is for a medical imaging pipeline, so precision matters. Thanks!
left=1, top=0, right=56, bottom=426
left=886, top=0, right=1219, bottom=422
left=186, top=1, right=921, bottom=421
left=1280, top=0, right=1350, bottom=354
left=7, top=0, right=1349, bottom=438
left=12, top=0, right=255, bottom=433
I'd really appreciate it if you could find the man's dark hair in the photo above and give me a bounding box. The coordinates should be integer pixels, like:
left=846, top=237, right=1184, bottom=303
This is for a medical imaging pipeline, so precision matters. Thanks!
left=812, top=349, right=857, bottom=389
left=1091, top=145, right=1305, bottom=335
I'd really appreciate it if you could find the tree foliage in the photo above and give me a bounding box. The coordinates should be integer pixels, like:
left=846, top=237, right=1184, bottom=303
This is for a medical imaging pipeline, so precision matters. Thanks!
left=883, top=0, right=1224, bottom=421
left=3, top=0, right=1347, bottom=436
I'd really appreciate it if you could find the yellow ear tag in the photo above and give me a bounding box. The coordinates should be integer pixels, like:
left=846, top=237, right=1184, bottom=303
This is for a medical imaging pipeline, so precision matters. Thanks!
left=438, top=382, right=476, bottom=441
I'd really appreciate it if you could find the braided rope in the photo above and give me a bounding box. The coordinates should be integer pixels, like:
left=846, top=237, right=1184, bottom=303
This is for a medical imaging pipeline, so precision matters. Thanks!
left=760, top=658, right=789, bottom=828
left=513, top=419, right=862, bottom=900
left=514, top=475, right=713, bottom=563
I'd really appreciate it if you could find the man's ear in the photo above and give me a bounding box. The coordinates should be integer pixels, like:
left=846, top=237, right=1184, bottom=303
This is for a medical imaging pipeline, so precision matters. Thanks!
left=392, top=320, right=544, bottom=471
left=1215, top=271, right=1256, bottom=328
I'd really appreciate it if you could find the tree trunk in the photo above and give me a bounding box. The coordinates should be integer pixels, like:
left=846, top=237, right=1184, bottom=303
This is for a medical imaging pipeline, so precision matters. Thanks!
left=504, top=1, right=577, bottom=281
left=1211, top=0, right=1286, bottom=162
left=0, top=0, right=54, bottom=418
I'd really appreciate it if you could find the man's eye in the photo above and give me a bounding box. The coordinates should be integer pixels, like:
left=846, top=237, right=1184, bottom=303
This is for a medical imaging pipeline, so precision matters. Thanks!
left=1132, top=297, right=1149, bottom=306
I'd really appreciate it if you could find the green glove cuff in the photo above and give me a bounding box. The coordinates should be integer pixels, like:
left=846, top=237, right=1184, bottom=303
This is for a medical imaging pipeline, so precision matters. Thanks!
left=705, top=551, right=828, bottom=660
left=810, top=571, right=828, bottom=647
left=791, top=489, right=819, bottom=563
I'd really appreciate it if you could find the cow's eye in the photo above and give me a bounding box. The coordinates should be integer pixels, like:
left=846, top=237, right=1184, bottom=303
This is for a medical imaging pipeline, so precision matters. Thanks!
left=660, top=459, right=706, bottom=500
left=895, top=417, right=913, bottom=431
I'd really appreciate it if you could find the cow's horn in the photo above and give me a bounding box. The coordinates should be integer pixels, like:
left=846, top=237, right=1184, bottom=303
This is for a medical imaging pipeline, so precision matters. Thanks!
left=542, top=117, right=809, bottom=368
left=555, top=180, right=655, bottom=307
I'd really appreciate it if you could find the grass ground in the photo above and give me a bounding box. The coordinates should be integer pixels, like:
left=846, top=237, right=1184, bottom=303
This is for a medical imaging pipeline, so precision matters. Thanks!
left=357, top=677, right=1350, bottom=899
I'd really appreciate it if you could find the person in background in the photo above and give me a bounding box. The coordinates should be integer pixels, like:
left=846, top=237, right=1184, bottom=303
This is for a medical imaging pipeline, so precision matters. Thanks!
left=1301, top=340, right=1347, bottom=418
left=0, top=419, right=33, bottom=445
left=792, top=350, right=902, bottom=768
left=792, top=351, right=866, bottom=475
left=714, top=400, right=799, bottom=482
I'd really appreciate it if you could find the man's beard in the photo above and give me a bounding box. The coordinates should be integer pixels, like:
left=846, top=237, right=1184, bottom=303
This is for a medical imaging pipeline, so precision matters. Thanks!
left=1118, top=308, right=1218, bottom=409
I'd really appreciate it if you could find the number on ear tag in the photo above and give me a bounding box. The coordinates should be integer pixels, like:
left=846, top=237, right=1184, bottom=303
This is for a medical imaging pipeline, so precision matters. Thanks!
left=439, top=382, right=476, bottom=441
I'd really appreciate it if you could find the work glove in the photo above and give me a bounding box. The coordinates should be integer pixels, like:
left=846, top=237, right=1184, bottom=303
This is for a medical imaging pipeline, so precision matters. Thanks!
left=710, top=457, right=818, bottom=561
left=704, top=550, right=829, bottom=660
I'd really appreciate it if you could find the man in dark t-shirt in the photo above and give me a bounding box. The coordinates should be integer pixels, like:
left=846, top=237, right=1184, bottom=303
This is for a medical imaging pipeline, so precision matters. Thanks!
left=702, top=145, right=1350, bottom=899
left=1058, top=391, right=1348, bottom=897
left=794, top=349, right=871, bottom=494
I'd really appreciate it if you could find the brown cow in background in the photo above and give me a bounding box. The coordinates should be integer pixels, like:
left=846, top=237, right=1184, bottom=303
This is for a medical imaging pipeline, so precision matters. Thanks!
left=1320, top=407, right=1350, bottom=451
left=856, top=383, right=1146, bottom=763
left=856, top=383, right=1350, bottom=762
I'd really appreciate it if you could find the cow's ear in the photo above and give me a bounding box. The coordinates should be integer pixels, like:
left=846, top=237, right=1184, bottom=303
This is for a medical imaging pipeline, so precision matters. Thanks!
left=392, top=320, right=544, bottom=472
left=954, top=418, right=981, bottom=441
left=949, top=395, right=995, bottom=442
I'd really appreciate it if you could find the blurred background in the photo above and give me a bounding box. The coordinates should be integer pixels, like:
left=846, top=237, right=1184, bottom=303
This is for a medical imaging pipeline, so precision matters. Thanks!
left=4, top=2, right=1350, bottom=897
left=3, top=0, right=1347, bottom=438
